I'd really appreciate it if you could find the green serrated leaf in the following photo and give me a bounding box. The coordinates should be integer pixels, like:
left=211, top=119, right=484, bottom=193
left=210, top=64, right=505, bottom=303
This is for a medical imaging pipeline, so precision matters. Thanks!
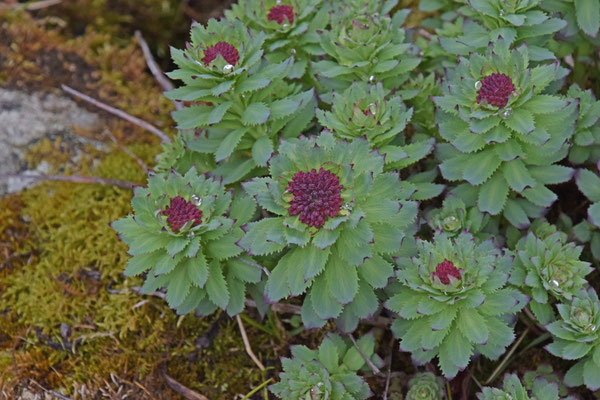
left=205, top=259, right=229, bottom=309
left=242, top=103, right=270, bottom=126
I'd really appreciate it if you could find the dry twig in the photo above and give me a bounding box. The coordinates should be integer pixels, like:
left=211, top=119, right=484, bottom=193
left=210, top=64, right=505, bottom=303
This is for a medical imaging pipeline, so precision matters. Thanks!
left=104, top=129, right=149, bottom=172
left=484, top=327, right=530, bottom=385
left=61, top=84, right=171, bottom=143
left=236, top=256, right=270, bottom=276
left=382, top=339, right=394, bottom=400
left=0, top=0, right=63, bottom=10
left=346, top=333, right=382, bottom=376
left=164, top=372, right=210, bottom=400
left=134, top=31, right=183, bottom=110
left=236, top=314, right=265, bottom=371
left=0, top=173, right=137, bottom=189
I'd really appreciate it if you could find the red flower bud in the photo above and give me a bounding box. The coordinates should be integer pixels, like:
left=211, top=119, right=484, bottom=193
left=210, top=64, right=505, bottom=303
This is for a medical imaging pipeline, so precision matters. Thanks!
left=287, top=168, right=343, bottom=228
left=433, top=259, right=461, bottom=284
left=162, top=196, right=203, bottom=232
left=201, top=42, right=240, bottom=66
left=476, top=73, right=514, bottom=108
left=267, top=5, right=294, bottom=24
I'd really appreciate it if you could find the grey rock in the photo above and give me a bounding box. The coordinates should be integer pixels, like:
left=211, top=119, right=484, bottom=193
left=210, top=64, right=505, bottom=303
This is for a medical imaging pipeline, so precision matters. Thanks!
left=0, top=89, right=108, bottom=195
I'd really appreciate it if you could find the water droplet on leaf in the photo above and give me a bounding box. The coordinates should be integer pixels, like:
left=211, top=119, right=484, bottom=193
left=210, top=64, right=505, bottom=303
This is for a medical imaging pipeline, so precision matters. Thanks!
left=502, top=108, right=513, bottom=119
left=475, top=80, right=482, bottom=90
left=223, top=64, right=234, bottom=73
left=191, top=195, right=202, bottom=206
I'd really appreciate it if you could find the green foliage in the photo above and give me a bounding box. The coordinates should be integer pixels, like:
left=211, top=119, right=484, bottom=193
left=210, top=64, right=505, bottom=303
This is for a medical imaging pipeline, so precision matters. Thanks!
left=477, top=373, right=571, bottom=400
left=225, top=0, right=329, bottom=79
left=240, top=132, right=418, bottom=331
left=568, top=84, right=600, bottom=165
left=509, top=221, right=592, bottom=324
left=440, top=0, right=566, bottom=59
left=434, top=38, right=575, bottom=223
left=406, top=372, right=445, bottom=400
left=112, top=168, right=260, bottom=315
left=545, top=288, right=600, bottom=390
left=426, top=196, right=490, bottom=238
left=166, top=18, right=316, bottom=183
left=270, top=332, right=379, bottom=399
left=313, top=2, right=420, bottom=97
left=386, top=232, right=527, bottom=378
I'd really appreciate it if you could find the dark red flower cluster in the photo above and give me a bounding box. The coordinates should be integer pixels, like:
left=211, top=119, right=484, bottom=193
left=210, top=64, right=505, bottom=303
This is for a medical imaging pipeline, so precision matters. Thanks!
left=267, top=5, right=294, bottom=24
left=201, top=42, right=240, bottom=66
left=162, top=196, right=203, bottom=232
left=433, top=259, right=461, bottom=285
left=287, top=168, right=343, bottom=228
left=476, top=73, right=514, bottom=108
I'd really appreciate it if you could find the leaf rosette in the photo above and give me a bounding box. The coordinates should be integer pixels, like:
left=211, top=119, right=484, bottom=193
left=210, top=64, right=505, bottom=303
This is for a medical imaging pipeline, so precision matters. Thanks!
left=406, top=372, right=445, bottom=400
left=545, top=288, right=600, bottom=390
left=270, top=333, right=378, bottom=399
left=434, top=38, right=576, bottom=225
left=441, top=0, right=566, bottom=60
left=567, top=84, right=600, bottom=165
left=166, top=18, right=316, bottom=184
left=239, top=132, right=419, bottom=331
left=426, top=196, right=491, bottom=238
left=477, top=373, right=568, bottom=400
left=386, top=232, right=527, bottom=378
left=316, top=82, right=434, bottom=170
left=509, top=221, right=592, bottom=324
left=313, top=5, right=420, bottom=95
left=225, top=0, right=328, bottom=79
left=111, top=168, right=260, bottom=317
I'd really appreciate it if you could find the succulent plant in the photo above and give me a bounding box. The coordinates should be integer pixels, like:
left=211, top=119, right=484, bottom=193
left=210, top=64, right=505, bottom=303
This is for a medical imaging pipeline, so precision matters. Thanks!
left=439, top=0, right=566, bottom=60
left=522, top=365, right=577, bottom=399
left=540, top=0, right=600, bottom=38
left=111, top=168, right=261, bottom=316
left=316, top=81, right=434, bottom=170
left=270, top=332, right=378, bottom=399
left=386, top=232, right=528, bottom=378
left=166, top=18, right=316, bottom=184
left=406, top=372, right=445, bottom=400
left=567, top=84, right=600, bottom=165
left=225, top=0, right=329, bottom=79
left=570, top=167, right=600, bottom=262
left=477, top=373, right=567, bottom=400
left=509, top=221, right=593, bottom=324
left=545, top=288, right=600, bottom=390
left=426, top=196, right=491, bottom=238
left=433, top=38, right=575, bottom=226
left=239, top=132, right=419, bottom=331
left=313, top=4, right=420, bottom=97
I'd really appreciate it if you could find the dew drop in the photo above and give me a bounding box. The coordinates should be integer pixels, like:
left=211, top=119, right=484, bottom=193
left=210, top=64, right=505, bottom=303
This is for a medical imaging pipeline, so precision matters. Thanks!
left=550, top=279, right=560, bottom=288
left=474, top=80, right=482, bottom=90
left=223, top=64, right=234, bottom=73
left=283, top=23, right=289, bottom=28
left=291, top=48, right=296, bottom=54
left=191, top=195, right=202, bottom=206
left=369, top=75, right=375, bottom=82
left=187, top=231, right=195, bottom=239
left=501, top=108, right=513, bottom=119
left=368, top=103, right=377, bottom=114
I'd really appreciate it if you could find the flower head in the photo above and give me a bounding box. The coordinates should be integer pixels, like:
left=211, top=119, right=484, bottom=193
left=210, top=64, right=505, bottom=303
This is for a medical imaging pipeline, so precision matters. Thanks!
left=476, top=73, right=514, bottom=108
left=287, top=168, right=343, bottom=228
left=433, top=259, right=461, bottom=284
left=267, top=5, right=294, bottom=24
left=201, top=41, right=240, bottom=66
left=162, top=196, right=203, bottom=232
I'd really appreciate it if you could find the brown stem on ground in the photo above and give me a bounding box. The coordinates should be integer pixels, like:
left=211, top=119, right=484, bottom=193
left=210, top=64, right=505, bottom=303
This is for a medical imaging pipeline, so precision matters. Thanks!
left=236, top=314, right=265, bottom=371
left=0, top=173, right=137, bottom=189
left=346, top=332, right=382, bottom=376
left=104, top=129, right=150, bottom=172
left=163, top=372, right=210, bottom=400
left=61, top=84, right=171, bottom=143
left=134, top=30, right=183, bottom=111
